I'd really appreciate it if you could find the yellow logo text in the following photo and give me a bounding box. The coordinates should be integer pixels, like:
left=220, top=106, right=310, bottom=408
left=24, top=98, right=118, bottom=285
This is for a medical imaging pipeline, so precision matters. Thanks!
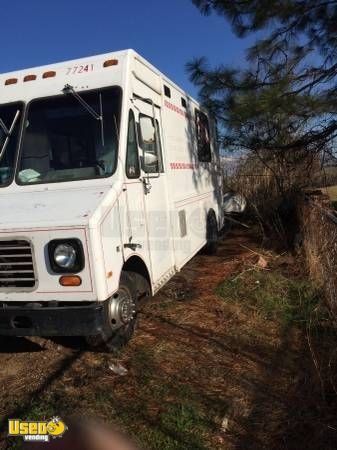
left=8, top=417, right=67, bottom=442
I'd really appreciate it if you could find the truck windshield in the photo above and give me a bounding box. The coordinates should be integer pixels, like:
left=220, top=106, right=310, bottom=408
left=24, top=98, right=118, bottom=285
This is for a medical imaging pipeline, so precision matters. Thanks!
left=0, top=102, right=22, bottom=187
left=17, top=87, right=121, bottom=185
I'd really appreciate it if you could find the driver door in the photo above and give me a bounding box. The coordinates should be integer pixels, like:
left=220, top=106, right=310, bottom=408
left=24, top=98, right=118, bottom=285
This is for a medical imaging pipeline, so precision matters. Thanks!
left=133, top=97, right=174, bottom=285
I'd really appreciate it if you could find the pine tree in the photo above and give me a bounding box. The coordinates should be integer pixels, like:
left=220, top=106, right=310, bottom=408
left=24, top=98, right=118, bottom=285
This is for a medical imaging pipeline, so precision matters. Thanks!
left=189, top=1, right=337, bottom=161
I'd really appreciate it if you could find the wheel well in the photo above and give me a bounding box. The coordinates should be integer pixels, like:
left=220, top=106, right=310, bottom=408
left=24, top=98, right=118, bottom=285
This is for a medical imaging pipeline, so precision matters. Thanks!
left=122, top=256, right=152, bottom=289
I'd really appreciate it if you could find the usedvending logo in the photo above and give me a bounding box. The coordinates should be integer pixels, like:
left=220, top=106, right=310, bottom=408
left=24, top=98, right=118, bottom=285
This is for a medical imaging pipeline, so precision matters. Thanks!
left=8, top=417, right=67, bottom=442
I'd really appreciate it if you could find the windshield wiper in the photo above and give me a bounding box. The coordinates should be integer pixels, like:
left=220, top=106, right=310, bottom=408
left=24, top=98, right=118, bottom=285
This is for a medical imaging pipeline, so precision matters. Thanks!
left=62, top=84, right=105, bottom=146
left=0, top=110, right=21, bottom=163
left=0, top=117, right=10, bottom=137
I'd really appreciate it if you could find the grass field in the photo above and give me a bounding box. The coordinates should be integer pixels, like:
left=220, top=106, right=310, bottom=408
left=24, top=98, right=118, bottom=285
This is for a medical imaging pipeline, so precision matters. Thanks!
left=2, top=230, right=337, bottom=450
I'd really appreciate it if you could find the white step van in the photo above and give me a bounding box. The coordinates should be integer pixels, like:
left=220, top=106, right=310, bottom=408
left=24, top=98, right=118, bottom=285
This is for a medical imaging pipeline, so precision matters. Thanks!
left=0, top=50, right=223, bottom=349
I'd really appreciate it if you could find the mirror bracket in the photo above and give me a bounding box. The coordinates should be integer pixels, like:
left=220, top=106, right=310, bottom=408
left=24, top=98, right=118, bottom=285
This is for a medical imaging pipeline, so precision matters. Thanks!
left=141, top=177, right=152, bottom=194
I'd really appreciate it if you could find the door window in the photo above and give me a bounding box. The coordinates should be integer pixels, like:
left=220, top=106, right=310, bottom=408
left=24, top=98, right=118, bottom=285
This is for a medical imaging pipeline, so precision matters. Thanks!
left=138, top=114, right=163, bottom=173
left=125, top=110, right=140, bottom=178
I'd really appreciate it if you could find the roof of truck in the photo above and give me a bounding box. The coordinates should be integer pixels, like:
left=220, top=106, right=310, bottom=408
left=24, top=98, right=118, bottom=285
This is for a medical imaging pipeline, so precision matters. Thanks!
left=0, top=49, right=200, bottom=107
left=0, top=49, right=130, bottom=78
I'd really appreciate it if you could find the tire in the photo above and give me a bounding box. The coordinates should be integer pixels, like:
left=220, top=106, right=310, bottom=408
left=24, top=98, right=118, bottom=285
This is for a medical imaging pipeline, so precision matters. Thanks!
left=130, top=271, right=151, bottom=306
left=204, top=210, right=218, bottom=255
left=86, top=271, right=140, bottom=353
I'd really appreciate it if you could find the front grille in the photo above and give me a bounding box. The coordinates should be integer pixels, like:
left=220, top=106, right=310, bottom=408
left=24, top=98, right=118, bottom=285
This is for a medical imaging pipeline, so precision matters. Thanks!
left=0, top=240, right=36, bottom=290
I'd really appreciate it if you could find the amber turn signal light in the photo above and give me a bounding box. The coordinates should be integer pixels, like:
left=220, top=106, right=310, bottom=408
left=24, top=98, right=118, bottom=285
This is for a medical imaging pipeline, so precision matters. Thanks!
left=59, top=275, right=82, bottom=287
left=5, top=78, right=18, bottom=86
left=23, top=74, right=37, bottom=82
left=43, top=71, right=56, bottom=79
left=103, top=59, right=118, bottom=68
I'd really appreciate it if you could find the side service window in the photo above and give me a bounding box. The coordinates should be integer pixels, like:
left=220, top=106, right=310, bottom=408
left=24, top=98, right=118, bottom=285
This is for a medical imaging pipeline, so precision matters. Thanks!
left=195, top=109, right=211, bottom=163
left=126, top=110, right=140, bottom=179
left=138, top=114, right=163, bottom=173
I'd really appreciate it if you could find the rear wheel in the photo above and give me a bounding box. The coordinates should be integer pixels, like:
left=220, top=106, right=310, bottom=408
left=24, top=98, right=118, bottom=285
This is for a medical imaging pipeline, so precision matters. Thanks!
left=86, top=271, right=140, bottom=352
left=204, top=210, right=218, bottom=255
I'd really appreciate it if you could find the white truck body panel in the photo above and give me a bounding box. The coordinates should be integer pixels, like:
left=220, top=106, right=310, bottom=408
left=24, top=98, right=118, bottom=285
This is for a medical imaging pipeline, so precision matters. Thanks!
left=0, top=49, right=223, bottom=309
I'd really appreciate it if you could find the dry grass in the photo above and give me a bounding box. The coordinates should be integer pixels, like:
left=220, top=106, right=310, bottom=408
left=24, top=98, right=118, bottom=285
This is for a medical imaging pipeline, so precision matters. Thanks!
left=325, top=185, right=337, bottom=200
left=297, top=193, right=337, bottom=314
left=224, top=156, right=301, bottom=248
left=217, top=269, right=321, bottom=327
left=2, top=229, right=337, bottom=450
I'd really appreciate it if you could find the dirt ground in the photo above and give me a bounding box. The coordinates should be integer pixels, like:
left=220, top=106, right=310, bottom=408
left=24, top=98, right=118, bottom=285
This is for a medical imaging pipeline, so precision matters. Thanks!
left=0, top=229, right=336, bottom=449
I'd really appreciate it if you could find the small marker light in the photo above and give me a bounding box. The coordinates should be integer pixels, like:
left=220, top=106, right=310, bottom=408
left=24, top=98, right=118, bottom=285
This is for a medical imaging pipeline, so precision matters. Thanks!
left=103, top=59, right=118, bottom=68
left=23, top=74, right=37, bottom=82
left=5, top=78, right=18, bottom=86
left=43, top=71, right=56, bottom=79
left=59, top=275, right=82, bottom=287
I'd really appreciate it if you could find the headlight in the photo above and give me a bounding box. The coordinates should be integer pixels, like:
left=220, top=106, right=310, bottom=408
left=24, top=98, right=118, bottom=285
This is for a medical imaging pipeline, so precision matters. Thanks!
left=54, top=244, right=76, bottom=269
left=48, top=239, right=85, bottom=273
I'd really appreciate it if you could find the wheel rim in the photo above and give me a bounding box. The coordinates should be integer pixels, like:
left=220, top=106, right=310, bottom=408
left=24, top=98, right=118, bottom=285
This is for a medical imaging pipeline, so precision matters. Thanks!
left=108, top=287, right=137, bottom=329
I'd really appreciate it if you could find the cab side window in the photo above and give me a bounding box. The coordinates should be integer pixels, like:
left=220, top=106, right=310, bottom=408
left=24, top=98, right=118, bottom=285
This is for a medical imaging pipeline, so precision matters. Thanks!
left=138, top=114, right=163, bottom=173
left=195, top=109, right=211, bottom=162
left=126, top=110, right=140, bottom=179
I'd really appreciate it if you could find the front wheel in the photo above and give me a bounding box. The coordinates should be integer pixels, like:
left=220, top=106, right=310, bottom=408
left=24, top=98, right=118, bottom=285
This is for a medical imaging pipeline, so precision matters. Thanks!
left=86, top=271, right=139, bottom=352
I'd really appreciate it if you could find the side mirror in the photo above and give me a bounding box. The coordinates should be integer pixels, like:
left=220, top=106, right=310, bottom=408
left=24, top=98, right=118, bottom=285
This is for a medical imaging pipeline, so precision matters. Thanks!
left=137, top=120, right=161, bottom=178
left=140, top=152, right=160, bottom=175
left=144, top=151, right=158, bottom=167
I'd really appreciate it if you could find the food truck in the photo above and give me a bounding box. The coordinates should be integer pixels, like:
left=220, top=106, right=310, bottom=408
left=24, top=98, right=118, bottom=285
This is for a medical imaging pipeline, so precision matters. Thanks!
left=0, top=50, right=223, bottom=349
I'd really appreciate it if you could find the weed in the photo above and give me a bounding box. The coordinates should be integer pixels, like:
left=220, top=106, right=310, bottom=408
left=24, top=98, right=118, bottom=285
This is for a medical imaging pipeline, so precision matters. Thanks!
left=132, top=402, right=209, bottom=450
left=331, top=200, right=337, bottom=210
left=159, top=403, right=208, bottom=449
left=217, top=269, right=322, bottom=327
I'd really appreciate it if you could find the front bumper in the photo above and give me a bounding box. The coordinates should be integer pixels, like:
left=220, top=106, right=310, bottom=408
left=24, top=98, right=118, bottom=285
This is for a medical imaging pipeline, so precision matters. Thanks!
left=0, top=302, right=105, bottom=336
